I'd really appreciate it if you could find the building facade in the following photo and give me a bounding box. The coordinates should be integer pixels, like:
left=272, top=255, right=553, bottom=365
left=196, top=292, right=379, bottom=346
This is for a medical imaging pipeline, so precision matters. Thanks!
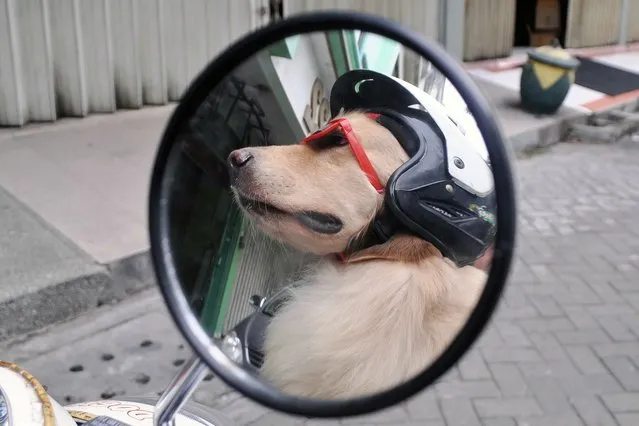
left=463, top=0, right=638, bottom=61
left=1, top=0, right=635, bottom=127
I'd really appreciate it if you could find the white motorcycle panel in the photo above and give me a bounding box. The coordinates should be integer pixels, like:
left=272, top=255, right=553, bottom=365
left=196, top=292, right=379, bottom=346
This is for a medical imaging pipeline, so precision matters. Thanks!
left=0, top=361, right=76, bottom=426
left=65, top=400, right=206, bottom=426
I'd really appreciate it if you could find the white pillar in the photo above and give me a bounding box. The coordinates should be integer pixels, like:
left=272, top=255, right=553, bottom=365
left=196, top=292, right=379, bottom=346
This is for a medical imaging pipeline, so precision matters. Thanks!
left=111, top=0, right=143, bottom=109
left=443, top=0, right=465, bottom=62
left=80, top=0, right=116, bottom=113
left=619, top=0, right=630, bottom=45
left=0, top=0, right=27, bottom=126
left=50, top=0, right=89, bottom=117
left=138, top=0, right=168, bottom=105
left=17, top=0, right=57, bottom=122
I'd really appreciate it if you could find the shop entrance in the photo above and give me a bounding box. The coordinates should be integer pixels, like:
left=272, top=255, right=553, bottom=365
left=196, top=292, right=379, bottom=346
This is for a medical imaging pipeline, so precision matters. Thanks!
left=514, top=0, right=569, bottom=48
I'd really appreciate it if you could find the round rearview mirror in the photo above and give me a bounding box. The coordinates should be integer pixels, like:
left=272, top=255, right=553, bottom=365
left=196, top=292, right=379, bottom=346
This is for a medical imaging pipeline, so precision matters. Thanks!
left=149, top=10, right=517, bottom=419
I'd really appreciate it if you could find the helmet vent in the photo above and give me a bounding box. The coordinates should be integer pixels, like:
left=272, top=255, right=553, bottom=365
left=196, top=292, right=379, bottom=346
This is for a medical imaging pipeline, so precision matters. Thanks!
left=354, top=78, right=374, bottom=93
left=421, top=201, right=469, bottom=220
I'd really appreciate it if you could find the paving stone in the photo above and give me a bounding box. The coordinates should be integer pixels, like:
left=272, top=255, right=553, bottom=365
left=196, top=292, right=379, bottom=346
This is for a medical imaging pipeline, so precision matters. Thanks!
left=601, top=356, right=639, bottom=392
left=597, top=316, right=637, bottom=342
left=518, top=359, right=582, bottom=379
left=601, top=392, right=639, bottom=412
left=458, top=351, right=493, bottom=380
left=593, top=342, right=639, bottom=358
left=403, top=392, right=442, bottom=421
left=525, top=376, right=573, bottom=415
left=528, top=332, right=570, bottom=361
left=557, top=374, right=624, bottom=396
left=527, top=294, right=564, bottom=317
left=516, top=317, right=575, bottom=333
left=248, top=412, right=306, bottom=426
left=585, top=280, right=624, bottom=304
left=515, top=412, right=585, bottom=426
left=564, top=345, right=608, bottom=375
left=435, top=380, right=502, bottom=400
left=481, top=419, right=516, bottom=426
left=501, top=287, right=530, bottom=308
left=474, top=397, right=543, bottom=419
left=341, top=406, right=410, bottom=424
left=554, top=328, right=612, bottom=345
left=495, top=305, right=541, bottom=320
left=489, top=363, right=530, bottom=397
left=615, top=413, right=639, bottom=426
left=495, top=323, right=532, bottom=347
left=304, top=420, right=342, bottom=426
left=588, top=303, right=637, bottom=317
left=481, top=347, right=542, bottom=364
left=562, top=305, right=600, bottom=330
left=440, top=398, right=481, bottom=426
left=476, top=326, right=507, bottom=348
left=568, top=395, right=617, bottom=426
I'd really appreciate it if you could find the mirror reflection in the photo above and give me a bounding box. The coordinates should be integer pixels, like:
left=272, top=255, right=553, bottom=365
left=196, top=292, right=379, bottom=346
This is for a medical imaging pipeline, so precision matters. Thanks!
left=165, top=30, right=496, bottom=400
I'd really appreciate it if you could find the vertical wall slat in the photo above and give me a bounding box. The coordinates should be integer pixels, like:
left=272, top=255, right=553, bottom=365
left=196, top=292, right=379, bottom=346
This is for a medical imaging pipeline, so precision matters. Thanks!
left=162, top=0, right=188, bottom=102
left=628, top=0, right=639, bottom=42
left=111, top=0, right=143, bottom=109
left=80, top=0, right=116, bottom=113
left=283, top=0, right=441, bottom=43
left=463, top=0, right=516, bottom=61
left=206, top=0, right=231, bottom=60
left=138, top=0, right=168, bottom=105
left=250, top=0, right=271, bottom=29
left=183, top=0, right=210, bottom=86
left=16, top=0, right=56, bottom=122
left=50, top=0, right=88, bottom=117
left=228, top=0, right=264, bottom=41
left=0, top=0, right=27, bottom=126
left=565, top=0, right=623, bottom=48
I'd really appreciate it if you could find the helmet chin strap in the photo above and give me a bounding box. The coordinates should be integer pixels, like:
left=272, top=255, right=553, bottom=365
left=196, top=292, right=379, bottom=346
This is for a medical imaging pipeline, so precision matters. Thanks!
left=339, top=209, right=402, bottom=262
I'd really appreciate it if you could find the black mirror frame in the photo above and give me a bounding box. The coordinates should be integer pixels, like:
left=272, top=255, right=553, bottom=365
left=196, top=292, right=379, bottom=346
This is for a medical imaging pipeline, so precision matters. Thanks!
left=148, top=10, right=517, bottom=419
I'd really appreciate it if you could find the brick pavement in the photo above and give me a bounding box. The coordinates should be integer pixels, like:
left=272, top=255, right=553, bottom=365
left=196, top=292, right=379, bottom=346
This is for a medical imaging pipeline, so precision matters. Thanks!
left=290, top=141, right=639, bottom=425
left=3, top=140, right=639, bottom=425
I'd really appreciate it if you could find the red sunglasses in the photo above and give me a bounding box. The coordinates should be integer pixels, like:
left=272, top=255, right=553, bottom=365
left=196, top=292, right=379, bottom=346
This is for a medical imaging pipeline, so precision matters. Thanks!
left=300, top=113, right=384, bottom=193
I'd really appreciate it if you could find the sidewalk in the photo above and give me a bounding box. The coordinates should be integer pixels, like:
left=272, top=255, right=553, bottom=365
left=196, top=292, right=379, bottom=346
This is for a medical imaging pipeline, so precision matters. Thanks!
left=0, top=106, right=174, bottom=340
left=3, top=139, right=639, bottom=425
left=0, top=65, right=637, bottom=341
left=466, top=43, right=639, bottom=114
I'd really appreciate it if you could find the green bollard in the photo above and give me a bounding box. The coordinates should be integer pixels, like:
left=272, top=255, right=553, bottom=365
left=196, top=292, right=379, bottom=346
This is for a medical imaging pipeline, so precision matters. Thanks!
left=520, top=45, right=580, bottom=115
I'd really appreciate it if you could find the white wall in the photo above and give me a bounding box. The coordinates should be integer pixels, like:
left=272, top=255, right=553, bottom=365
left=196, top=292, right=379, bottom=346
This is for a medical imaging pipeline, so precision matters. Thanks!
left=270, top=33, right=336, bottom=135
left=1, top=0, right=444, bottom=127
left=0, top=0, right=270, bottom=126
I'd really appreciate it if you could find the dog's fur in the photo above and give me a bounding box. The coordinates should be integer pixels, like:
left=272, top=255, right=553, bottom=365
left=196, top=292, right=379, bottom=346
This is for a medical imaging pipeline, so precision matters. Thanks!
left=229, top=111, right=488, bottom=399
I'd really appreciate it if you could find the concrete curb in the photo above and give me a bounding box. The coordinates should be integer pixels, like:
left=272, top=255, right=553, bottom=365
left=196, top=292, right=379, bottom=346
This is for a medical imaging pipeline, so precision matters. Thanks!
left=0, top=251, right=155, bottom=343
left=510, top=113, right=588, bottom=158
left=512, top=95, right=639, bottom=157
left=567, top=97, right=639, bottom=145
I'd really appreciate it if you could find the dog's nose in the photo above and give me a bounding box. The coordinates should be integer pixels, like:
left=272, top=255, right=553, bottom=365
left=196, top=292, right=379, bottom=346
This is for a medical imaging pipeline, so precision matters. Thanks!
left=228, top=149, right=253, bottom=169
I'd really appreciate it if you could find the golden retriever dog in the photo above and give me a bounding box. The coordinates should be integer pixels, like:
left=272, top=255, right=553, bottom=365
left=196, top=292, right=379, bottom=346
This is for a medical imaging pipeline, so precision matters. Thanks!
left=228, top=111, right=489, bottom=400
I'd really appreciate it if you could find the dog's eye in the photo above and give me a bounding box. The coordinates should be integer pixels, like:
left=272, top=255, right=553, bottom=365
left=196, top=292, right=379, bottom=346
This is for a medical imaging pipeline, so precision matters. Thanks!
left=307, top=132, right=347, bottom=150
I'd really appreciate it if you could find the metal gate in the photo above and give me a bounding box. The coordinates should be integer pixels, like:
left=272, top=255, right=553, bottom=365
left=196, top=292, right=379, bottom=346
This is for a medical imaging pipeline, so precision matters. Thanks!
left=0, top=0, right=270, bottom=126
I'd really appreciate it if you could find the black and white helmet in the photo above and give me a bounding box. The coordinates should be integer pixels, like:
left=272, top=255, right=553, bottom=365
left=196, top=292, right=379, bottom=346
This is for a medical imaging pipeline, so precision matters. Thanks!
left=330, top=69, right=496, bottom=266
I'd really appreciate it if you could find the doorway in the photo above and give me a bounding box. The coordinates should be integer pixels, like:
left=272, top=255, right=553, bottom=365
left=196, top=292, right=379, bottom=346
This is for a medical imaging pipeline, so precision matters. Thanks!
left=514, top=0, right=569, bottom=48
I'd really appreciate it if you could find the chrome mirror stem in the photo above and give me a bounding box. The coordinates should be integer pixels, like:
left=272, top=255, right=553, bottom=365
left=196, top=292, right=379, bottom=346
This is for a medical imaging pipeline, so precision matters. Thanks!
left=154, top=354, right=208, bottom=426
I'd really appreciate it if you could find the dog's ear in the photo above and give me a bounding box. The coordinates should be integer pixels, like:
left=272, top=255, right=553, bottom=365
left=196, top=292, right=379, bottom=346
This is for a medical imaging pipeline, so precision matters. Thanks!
left=344, top=234, right=442, bottom=264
